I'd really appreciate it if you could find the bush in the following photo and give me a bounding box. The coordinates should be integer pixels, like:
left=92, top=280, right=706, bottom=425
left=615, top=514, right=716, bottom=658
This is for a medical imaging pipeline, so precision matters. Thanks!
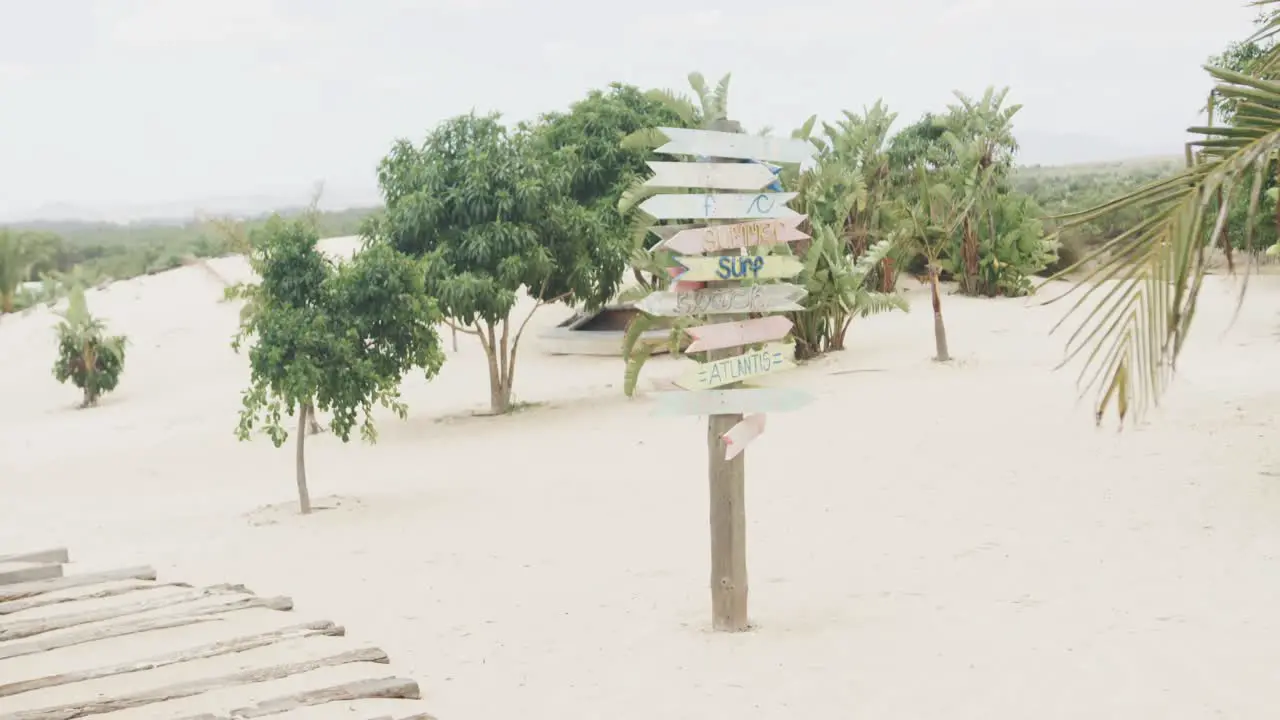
left=52, top=288, right=126, bottom=408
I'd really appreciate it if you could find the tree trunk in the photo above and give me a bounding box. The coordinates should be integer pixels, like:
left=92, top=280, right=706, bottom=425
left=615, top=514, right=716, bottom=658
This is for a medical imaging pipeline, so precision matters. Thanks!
left=82, top=342, right=98, bottom=407
left=961, top=219, right=979, bottom=295
left=306, top=410, right=322, bottom=435
left=0, top=292, right=12, bottom=313
left=929, top=266, right=951, bottom=362
left=295, top=405, right=312, bottom=515
left=481, top=327, right=510, bottom=415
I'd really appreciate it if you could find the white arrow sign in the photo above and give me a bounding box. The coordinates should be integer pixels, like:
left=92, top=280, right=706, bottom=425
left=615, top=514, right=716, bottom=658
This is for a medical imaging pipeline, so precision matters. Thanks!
left=635, top=284, right=808, bottom=316
left=656, top=128, right=816, bottom=164
left=637, top=193, right=799, bottom=220
left=643, top=161, right=778, bottom=190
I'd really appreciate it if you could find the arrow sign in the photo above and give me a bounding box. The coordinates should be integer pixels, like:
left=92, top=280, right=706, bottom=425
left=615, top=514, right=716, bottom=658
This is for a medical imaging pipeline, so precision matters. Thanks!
left=685, top=316, right=793, bottom=353
left=635, top=284, right=808, bottom=317
left=653, top=388, right=815, bottom=416
left=665, top=265, right=705, bottom=293
left=676, top=342, right=795, bottom=390
left=673, top=255, right=803, bottom=283
left=657, top=127, right=816, bottom=164
left=638, top=193, right=799, bottom=220
left=660, top=218, right=808, bottom=254
left=648, top=223, right=703, bottom=242
left=722, top=414, right=766, bottom=460
left=644, top=161, right=779, bottom=190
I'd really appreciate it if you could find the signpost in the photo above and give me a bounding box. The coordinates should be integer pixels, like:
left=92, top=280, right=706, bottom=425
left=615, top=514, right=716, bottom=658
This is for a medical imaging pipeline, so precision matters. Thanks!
left=671, top=255, right=803, bottom=283
left=637, top=192, right=800, bottom=220
left=635, top=124, right=816, bottom=632
left=659, top=218, right=809, bottom=255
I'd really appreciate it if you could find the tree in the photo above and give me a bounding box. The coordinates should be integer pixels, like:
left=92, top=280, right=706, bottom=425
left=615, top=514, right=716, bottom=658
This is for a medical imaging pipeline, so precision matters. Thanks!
left=371, top=112, right=619, bottom=414
left=0, top=230, right=39, bottom=314
left=230, top=215, right=445, bottom=514
left=1045, top=1, right=1280, bottom=425
left=52, top=287, right=126, bottom=407
left=896, top=166, right=965, bottom=361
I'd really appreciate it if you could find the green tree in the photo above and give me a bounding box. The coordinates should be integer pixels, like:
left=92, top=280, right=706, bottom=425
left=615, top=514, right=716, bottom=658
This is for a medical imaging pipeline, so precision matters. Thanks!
left=52, top=287, right=126, bottom=407
left=895, top=166, right=966, bottom=361
left=0, top=230, right=39, bottom=313
left=230, top=215, right=445, bottom=513
left=1046, top=1, right=1280, bottom=425
left=370, top=112, right=619, bottom=414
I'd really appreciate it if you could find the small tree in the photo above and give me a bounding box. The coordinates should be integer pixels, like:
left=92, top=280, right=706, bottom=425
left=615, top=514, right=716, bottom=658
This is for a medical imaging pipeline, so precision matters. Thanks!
left=230, top=215, right=445, bottom=514
left=896, top=167, right=965, bottom=362
left=370, top=112, right=619, bottom=414
left=52, top=287, right=127, bottom=407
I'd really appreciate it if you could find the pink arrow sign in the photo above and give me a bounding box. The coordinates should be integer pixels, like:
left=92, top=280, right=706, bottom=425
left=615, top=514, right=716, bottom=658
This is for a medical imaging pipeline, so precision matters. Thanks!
left=661, top=217, right=809, bottom=255
left=665, top=266, right=705, bottom=293
left=722, top=414, right=766, bottom=460
left=685, top=316, right=794, bottom=353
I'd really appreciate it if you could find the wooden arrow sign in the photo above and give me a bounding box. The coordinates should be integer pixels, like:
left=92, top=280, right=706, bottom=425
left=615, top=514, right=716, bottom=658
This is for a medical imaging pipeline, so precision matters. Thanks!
left=652, top=388, right=815, bottom=416
left=637, top=193, right=799, bottom=220
left=722, top=414, right=766, bottom=460
left=685, top=316, right=793, bottom=353
left=665, top=265, right=705, bottom=293
left=644, top=161, right=779, bottom=190
left=634, top=284, right=808, bottom=317
left=648, top=223, right=703, bottom=242
left=656, top=127, right=816, bottom=164
left=673, top=255, right=803, bottom=283
left=675, top=342, right=795, bottom=390
left=659, top=218, right=808, bottom=255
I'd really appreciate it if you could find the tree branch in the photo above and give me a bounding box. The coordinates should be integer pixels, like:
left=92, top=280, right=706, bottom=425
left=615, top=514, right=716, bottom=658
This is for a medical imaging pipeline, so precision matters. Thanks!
left=442, top=317, right=480, bottom=336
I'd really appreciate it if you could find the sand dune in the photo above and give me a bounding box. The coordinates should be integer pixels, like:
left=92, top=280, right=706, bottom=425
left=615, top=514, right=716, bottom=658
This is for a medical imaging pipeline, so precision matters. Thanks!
left=3, top=238, right=1280, bottom=719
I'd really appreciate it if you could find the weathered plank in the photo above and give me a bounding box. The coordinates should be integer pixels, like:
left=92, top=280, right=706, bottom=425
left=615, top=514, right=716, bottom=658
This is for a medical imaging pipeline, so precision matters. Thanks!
left=672, top=254, right=803, bottom=282
left=656, top=127, right=816, bottom=164
left=0, top=585, right=247, bottom=642
left=659, top=217, right=808, bottom=254
left=0, top=648, right=388, bottom=720
left=0, top=567, right=157, bottom=603
left=643, top=160, right=777, bottom=190
left=0, top=594, right=293, bottom=661
left=638, top=192, right=799, bottom=220
left=0, top=620, right=343, bottom=698
left=226, top=677, right=422, bottom=719
left=674, top=342, right=795, bottom=390
left=0, top=580, right=186, bottom=616
left=635, top=284, right=807, bottom=317
left=722, top=414, right=767, bottom=460
left=684, top=316, right=793, bottom=353
left=0, top=550, right=68, bottom=566
left=0, top=564, right=62, bottom=587
left=652, top=388, right=815, bottom=416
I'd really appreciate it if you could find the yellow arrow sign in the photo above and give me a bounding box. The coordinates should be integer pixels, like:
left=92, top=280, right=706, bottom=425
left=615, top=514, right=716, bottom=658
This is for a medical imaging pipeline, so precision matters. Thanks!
left=672, top=255, right=803, bottom=283
left=675, top=342, right=796, bottom=390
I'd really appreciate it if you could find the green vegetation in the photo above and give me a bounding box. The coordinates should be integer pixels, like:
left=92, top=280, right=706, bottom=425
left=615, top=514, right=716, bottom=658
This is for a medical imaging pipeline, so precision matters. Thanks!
left=1045, top=1, right=1280, bottom=425
left=52, top=286, right=126, bottom=408
left=230, top=213, right=444, bottom=514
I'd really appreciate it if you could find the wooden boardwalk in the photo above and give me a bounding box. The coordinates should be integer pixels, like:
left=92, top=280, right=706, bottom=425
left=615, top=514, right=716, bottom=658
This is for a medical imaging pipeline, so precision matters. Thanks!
left=0, top=548, right=434, bottom=719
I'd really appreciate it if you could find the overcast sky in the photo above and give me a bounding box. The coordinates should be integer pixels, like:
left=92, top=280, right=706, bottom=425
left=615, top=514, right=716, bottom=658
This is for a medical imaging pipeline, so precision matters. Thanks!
left=0, top=0, right=1259, bottom=221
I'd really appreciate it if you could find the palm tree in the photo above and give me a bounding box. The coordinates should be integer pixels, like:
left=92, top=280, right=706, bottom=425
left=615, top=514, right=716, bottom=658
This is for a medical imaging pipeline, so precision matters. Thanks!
left=896, top=166, right=967, bottom=361
left=1046, top=1, right=1280, bottom=424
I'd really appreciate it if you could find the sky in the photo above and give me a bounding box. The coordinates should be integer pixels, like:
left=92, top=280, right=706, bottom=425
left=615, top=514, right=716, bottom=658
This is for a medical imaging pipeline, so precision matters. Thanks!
left=0, top=0, right=1260, bottom=222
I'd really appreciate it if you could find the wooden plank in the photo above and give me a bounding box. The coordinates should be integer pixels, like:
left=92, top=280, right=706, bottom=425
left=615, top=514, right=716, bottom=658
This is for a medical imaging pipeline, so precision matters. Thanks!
left=722, top=414, right=766, bottom=460
left=0, top=567, right=157, bottom=603
left=656, top=127, right=816, bottom=164
left=685, top=316, right=793, bottom=353
left=634, top=284, right=807, bottom=317
left=0, top=585, right=247, bottom=642
left=172, top=677, right=421, bottom=720
left=0, top=620, right=342, bottom=698
left=0, top=564, right=61, bottom=587
left=647, top=223, right=703, bottom=242
left=0, top=594, right=293, bottom=661
left=652, top=388, right=814, bottom=416
left=0, top=647, right=388, bottom=720
left=0, top=550, right=68, bottom=566
left=664, top=265, right=704, bottom=293
left=0, top=580, right=185, bottom=616
left=659, top=217, right=808, bottom=255
left=674, top=342, right=795, bottom=390
left=673, top=255, right=803, bottom=283
left=638, top=192, right=799, bottom=220
left=643, top=161, right=777, bottom=190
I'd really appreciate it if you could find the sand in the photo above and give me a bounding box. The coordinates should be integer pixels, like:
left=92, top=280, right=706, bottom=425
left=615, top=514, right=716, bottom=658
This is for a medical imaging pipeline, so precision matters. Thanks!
left=2, top=236, right=1280, bottom=719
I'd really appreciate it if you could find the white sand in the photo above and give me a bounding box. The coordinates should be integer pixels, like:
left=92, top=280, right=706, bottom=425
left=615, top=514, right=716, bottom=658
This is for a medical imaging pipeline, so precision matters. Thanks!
left=3, top=237, right=1280, bottom=719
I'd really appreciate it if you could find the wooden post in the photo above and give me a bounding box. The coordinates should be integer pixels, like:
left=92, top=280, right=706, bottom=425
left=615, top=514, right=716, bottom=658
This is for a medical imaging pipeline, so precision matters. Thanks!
left=705, top=119, right=749, bottom=631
